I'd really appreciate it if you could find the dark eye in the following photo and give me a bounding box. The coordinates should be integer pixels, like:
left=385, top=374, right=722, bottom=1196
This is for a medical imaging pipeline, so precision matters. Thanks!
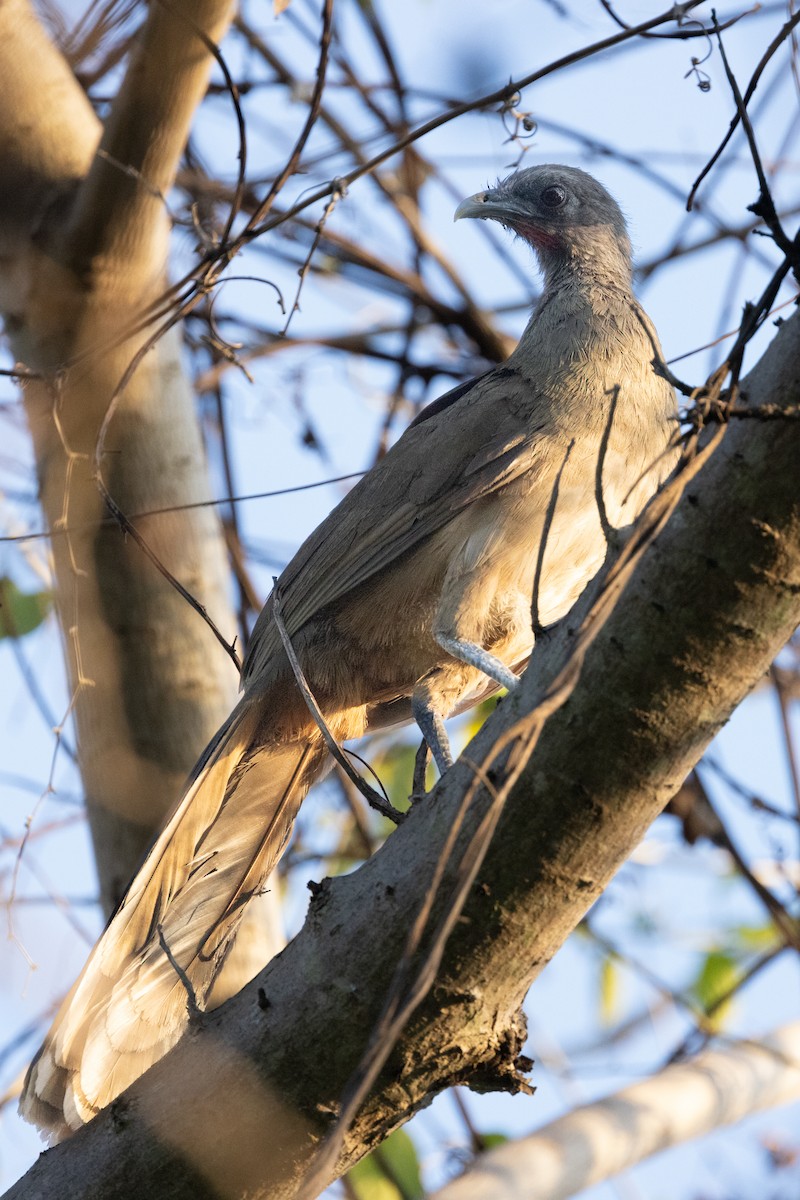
left=540, top=185, right=567, bottom=209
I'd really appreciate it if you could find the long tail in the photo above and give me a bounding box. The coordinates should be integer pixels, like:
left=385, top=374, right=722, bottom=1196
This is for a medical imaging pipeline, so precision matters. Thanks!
left=19, top=697, right=327, bottom=1141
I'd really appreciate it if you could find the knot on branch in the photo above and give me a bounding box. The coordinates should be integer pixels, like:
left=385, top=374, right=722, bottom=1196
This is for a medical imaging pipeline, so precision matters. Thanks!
left=685, top=390, right=732, bottom=432
left=463, top=1013, right=534, bottom=1098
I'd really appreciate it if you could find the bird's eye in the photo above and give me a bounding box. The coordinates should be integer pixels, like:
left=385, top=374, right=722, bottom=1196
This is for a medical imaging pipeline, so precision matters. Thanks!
left=540, top=185, right=567, bottom=209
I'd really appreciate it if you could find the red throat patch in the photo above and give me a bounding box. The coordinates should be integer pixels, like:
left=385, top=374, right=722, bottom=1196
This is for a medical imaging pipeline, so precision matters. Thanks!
left=512, top=220, right=562, bottom=251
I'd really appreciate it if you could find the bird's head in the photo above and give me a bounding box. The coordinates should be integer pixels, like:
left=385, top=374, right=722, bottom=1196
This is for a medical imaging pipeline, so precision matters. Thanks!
left=455, top=164, right=632, bottom=285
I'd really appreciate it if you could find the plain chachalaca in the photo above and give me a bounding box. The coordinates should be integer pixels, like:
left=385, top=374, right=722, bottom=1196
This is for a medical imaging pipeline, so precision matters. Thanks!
left=20, top=164, right=678, bottom=1139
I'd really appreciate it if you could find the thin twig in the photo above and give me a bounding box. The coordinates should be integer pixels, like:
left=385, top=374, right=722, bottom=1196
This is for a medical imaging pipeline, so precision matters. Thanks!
left=97, top=478, right=242, bottom=671
left=688, top=9, right=800, bottom=210
left=157, top=924, right=201, bottom=1020
left=701, top=756, right=800, bottom=825
left=712, top=10, right=796, bottom=262
left=702, top=792, right=800, bottom=951
left=271, top=579, right=402, bottom=825
left=531, top=440, right=574, bottom=636
left=599, top=0, right=761, bottom=39
left=281, top=183, right=345, bottom=336
left=769, top=666, right=800, bottom=835
left=241, top=0, right=335, bottom=236
left=0, top=472, right=366, bottom=546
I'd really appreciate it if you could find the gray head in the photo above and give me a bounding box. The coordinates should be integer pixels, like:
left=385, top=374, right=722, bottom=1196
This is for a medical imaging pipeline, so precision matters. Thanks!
left=455, top=164, right=632, bottom=285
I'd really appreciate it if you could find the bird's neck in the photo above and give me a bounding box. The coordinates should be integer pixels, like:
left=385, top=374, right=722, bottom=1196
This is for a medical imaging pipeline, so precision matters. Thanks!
left=518, top=260, right=637, bottom=354
left=536, top=226, right=634, bottom=297
left=508, top=247, right=645, bottom=400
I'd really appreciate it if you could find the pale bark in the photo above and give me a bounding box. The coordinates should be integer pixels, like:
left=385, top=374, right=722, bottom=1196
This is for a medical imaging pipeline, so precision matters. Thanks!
left=432, top=1021, right=800, bottom=1200
left=0, top=0, right=279, bottom=998
left=0, top=0, right=97, bottom=237
left=5, top=308, right=799, bottom=1200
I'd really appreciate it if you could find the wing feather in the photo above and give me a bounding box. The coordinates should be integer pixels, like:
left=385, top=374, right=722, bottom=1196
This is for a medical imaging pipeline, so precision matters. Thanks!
left=243, top=367, right=546, bottom=686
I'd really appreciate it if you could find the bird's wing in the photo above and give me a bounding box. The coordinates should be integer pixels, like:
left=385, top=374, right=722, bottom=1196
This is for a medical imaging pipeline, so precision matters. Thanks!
left=243, top=364, right=547, bottom=686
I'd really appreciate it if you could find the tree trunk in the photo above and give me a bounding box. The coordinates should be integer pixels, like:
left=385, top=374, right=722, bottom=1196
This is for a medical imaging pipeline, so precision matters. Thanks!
left=0, top=0, right=280, bottom=1004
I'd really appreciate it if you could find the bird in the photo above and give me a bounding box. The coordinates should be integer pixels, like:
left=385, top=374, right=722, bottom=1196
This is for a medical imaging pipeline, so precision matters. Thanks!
left=20, top=164, right=678, bottom=1140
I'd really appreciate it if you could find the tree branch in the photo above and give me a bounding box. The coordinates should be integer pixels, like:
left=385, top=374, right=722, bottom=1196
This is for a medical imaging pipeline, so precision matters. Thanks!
left=0, top=0, right=282, bottom=1000
left=65, top=0, right=237, bottom=287
left=5, top=302, right=800, bottom=1199
left=0, top=0, right=98, bottom=233
left=432, top=1021, right=800, bottom=1200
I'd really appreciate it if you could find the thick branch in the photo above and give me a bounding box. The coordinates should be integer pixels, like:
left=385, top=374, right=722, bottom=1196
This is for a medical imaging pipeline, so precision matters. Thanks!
left=66, top=0, right=236, bottom=288
left=5, top=302, right=799, bottom=1199
left=0, top=2, right=279, bottom=992
left=432, top=1021, right=800, bottom=1200
left=0, top=0, right=97, bottom=234
left=2, top=0, right=241, bottom=909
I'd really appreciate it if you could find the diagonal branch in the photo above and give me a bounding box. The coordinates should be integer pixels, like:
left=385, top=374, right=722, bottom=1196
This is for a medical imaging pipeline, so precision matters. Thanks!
left=5, top=305, right=800, bottom=1200
left=65, top=0, right=237, bottom=283
left=0, top=0, right=98, bottom=233
left=431, top=1021, right=800, bottom=1200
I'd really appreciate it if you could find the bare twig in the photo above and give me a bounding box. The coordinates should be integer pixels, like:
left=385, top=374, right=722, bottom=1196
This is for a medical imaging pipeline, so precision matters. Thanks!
left=0, top=472, right=366, bottom=546
left=281, top=182, right=345, bottom=336
left=241, top=0, right=335, bottom=236
left=157, top=924, right=201, bottom=1021
left=770, top=665, right=800, bottom=834
left=599, top=0, right=761, bottom=40
left=712, top=11, right=796, bottom=263
left=702, top=791, right=800, bottom=951
left=688, top=9, right=800, bottom=210
left=271, top=579, right=402, bottom=825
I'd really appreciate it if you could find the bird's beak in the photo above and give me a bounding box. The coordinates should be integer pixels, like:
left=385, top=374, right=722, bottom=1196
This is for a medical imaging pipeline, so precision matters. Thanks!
left=454, top=190, right=523, bottom=224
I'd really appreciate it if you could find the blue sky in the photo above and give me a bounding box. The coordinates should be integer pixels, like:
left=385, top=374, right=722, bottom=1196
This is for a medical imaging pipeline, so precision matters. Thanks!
left=1, top=1, right=799, bottom=1194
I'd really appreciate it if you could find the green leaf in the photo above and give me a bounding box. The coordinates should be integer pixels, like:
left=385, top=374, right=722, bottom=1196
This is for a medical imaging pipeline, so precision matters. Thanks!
left=480, top=1133, right=509, bottom=1150
left=691, top=950, right=738, bottom=1026
left=733, top=923, right=779, bottom=952
left=0, top=577, right=51, bottom=639
left=599, top=955, right=619, bottom=1025
left=347, top=1129, right=423, bottom=1200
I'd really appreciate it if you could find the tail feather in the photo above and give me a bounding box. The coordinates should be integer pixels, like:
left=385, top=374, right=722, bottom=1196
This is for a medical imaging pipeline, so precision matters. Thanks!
left=19, top=698, right=326, bottom=1141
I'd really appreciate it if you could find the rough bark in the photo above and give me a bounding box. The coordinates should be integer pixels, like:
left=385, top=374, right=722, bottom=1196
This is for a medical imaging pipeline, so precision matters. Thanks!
left=0, top=0, right=279, bottom=999
left=5, top=305, right=799, bottom=1200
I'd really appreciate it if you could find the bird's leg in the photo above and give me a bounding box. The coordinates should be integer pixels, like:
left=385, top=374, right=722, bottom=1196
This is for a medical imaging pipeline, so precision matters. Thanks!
left=411, top=689, right=454, bottom=776
left=434, top=634, right=520, bottom=693
left=412, top=563, right=526, bottom=780
left=432, top=552, right=527, bottom=698
left=411, top=739, right=431, bottom=801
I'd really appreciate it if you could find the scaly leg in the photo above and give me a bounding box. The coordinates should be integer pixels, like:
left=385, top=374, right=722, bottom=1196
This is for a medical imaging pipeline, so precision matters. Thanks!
left=435, top=633, right=520, bottom=694
left=411, top=690, right=454, bottom=775
left=412, top=555, right=528, bottom=777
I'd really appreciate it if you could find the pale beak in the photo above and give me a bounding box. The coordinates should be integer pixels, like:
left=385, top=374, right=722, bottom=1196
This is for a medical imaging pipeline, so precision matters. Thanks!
left=454, top=192, right=491, bottom=221
left=454, top=189, right=526, bottom=225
